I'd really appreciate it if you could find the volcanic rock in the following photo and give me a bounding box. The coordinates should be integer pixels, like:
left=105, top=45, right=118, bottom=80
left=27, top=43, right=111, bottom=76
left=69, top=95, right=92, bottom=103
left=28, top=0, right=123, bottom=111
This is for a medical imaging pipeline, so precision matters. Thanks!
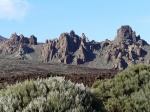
left=114, top=59, right=124, bottom=70
left=41, top=26, right=150, bottom=70
left=137, top=39, right=149, bottom=46
left=0, top=35, right=7, bottom=43
left=0, top=25, right=149, bottom=70
left=114, top=25, right=138, bottom=43
left=8, top=33, right=37, bottom=45
left=42, top=31, right=92, bottom=65
left=29, top=35, right=37, bottom=45
left=19, top=34, right=29, bottom=44
left=101, top=39, right=111, bottom=48
left=105, top=52, right=110, bottom=63
left=0, top=33, right=37, bottom=57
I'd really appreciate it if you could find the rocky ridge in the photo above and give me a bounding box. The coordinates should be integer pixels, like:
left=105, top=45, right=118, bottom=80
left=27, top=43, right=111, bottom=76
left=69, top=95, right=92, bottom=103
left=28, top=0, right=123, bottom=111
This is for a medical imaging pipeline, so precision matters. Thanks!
left=0, top=25, right=149, bottom=70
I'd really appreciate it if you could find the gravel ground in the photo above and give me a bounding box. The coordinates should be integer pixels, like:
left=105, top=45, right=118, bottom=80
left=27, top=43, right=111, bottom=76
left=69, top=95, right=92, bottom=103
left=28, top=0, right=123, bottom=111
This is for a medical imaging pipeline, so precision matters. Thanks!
left=0, top=58, right=118, bottom=87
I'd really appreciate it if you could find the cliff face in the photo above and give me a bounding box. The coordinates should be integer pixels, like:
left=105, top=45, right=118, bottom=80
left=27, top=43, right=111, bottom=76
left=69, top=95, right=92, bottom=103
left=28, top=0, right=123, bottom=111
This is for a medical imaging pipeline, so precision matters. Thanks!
left=0, top=25, right=150, bottom=70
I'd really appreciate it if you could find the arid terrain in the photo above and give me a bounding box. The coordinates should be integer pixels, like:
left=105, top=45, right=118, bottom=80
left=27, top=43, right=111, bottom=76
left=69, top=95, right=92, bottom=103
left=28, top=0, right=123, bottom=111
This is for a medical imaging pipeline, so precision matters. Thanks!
left=0, top=59, right=118, bottom=87
left=0, top=26, right=149, bottom=112
left=0, top=25, right=149, bottom=87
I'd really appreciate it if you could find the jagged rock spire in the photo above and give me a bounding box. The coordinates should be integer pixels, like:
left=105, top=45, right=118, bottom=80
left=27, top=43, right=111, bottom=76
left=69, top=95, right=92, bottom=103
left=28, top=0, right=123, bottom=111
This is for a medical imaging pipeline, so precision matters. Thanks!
left=114, top=25, right=137, bottom=43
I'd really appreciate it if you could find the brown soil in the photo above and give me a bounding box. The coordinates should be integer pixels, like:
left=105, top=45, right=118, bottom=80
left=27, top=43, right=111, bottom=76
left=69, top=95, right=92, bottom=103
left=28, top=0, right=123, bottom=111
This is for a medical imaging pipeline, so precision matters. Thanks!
left=0, top=59, right=119, bottom=87
left=0, top=71, right=118, bottom=87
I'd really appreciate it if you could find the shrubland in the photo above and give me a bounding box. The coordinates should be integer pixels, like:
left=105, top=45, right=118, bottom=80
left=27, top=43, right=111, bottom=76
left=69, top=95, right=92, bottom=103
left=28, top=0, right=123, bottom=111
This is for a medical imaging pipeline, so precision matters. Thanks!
left=0, top=77, right=103, bottom=112
left=0, top=64, right=149, bottom=112
left=92, top=64, right=150, bottom=112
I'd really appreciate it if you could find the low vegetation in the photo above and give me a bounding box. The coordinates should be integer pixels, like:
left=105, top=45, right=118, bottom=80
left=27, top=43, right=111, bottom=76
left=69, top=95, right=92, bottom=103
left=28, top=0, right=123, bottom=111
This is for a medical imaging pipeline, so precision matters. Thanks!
left=0, top=77, right=103, bottom=112
left=0, top=64, right=149, bottom=112
left=92, top=64, right=150, bottom=112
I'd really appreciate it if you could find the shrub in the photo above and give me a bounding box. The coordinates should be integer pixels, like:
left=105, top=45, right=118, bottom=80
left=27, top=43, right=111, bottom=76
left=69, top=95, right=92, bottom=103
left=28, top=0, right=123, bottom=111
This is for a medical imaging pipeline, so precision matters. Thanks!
left=92, top=64, right=150, bottom=112
left=0, top=77, right=103, bottom=112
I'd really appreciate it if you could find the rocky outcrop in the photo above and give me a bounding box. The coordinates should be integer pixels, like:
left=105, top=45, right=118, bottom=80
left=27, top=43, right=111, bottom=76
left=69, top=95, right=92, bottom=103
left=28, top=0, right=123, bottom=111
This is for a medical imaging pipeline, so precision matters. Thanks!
left=29, top=35, right=37, bottom=45
left=114, top=25, right=137, bottom=43
left=0, top=26, right=149, bottom=70
left=0, top=33, right=37, bottom=57
left=114, top=25, right=149, bottom=46
left=9, top=33, right=37, bottom=45
left=41, top=26, right=150, bottom=70
left=42, top=31, right=93, bottom=65
left=103, top=25, right=149, bottom=70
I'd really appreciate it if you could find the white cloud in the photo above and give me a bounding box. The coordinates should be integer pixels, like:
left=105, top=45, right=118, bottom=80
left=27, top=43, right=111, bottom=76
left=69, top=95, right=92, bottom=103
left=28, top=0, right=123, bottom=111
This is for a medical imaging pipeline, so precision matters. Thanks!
left=0, top=0, right=29, bottom=21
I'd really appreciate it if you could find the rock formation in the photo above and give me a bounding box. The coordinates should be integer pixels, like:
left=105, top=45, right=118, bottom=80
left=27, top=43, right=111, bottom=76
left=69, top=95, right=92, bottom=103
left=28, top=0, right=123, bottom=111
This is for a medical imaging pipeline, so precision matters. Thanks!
left=42, top=31, right=92, bottom=65
left=115, top=25, right=137, bottom=43
left=103, top=25, right=149, bottom=70
left=29, top=35, right=37, bottom=45
left=0, top=25, right=149, bottom=70
left=41, top=25, right=150, bottom=70
left=0, top=33, right=37, bottom=57
left=9, top=33, right=37, bottom=45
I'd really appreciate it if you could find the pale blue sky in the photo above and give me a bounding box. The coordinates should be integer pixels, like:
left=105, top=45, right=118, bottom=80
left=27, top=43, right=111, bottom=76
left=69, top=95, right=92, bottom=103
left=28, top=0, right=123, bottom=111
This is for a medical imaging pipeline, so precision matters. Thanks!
left=0, top=0, right=150, bottom=43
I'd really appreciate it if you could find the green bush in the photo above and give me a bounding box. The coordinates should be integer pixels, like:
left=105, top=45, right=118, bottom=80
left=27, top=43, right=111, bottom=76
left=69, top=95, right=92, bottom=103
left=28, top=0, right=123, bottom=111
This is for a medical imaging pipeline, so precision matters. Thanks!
left=92, top=64, right=150, bottom=112
left=0, top=77, right=103, bottom=112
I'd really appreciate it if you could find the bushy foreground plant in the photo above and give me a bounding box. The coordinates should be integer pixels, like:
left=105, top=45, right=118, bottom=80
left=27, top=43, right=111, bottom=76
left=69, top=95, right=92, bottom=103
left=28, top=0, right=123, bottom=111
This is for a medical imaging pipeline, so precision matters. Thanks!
left=0, top=77, right=104, bottom=112
left=92, top=64, right=150, bottom=112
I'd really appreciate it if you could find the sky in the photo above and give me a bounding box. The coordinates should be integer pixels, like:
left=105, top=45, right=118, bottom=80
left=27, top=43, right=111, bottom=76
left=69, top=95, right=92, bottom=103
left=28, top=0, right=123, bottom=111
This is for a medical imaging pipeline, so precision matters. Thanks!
left=0, top=0, right=150, bottom=43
